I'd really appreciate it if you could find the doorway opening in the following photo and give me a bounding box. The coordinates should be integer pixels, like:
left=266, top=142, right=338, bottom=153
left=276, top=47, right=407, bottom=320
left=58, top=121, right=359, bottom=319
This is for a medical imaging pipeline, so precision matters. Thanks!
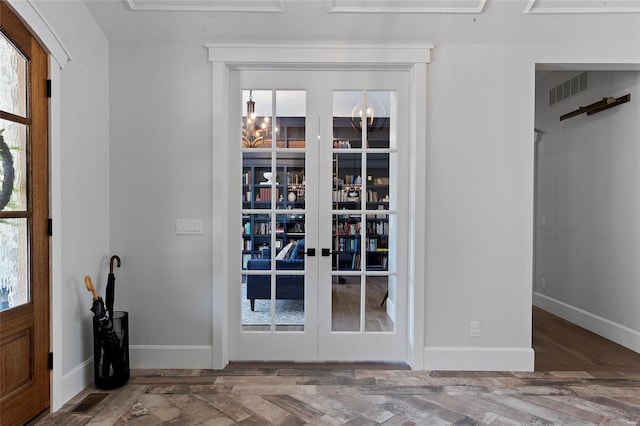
left=533, top=64, right=640, bottom=371
left=209, top=44, right=431, bottom=369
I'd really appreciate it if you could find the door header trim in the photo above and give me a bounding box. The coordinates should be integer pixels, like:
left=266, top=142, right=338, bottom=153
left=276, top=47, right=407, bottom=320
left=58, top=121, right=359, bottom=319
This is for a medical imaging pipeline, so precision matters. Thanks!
left=207, top=44, right=432, bottom=69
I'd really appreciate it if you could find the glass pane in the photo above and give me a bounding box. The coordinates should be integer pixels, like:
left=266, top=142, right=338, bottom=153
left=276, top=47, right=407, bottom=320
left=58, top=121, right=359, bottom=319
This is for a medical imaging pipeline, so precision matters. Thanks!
left=0, top=218, right=29, bottom=311
left=365, top=276, right=394, bottom=332
left=333, top=214, right=361, bottom=272
left=280, top=152, right=305, bottom=210
left=333, top=91, right=363, bottom=149
left=275, top=275, right=305, bottom=331
left=276, top=91, right=305, bottom=149
left=275, top=214, right=305, bottom=271
left=0, top=120, right=27, bottom=212
left=242, top=273, right=272, bottom=331
left=366, top=214, right=390, bottom=271
left=366, top=153, right=391, bottom=210
left=0, top=33, right=27, bottom=118
left=242, top=213, right=271, bottom=267
left=242, top=90, right=272, bottom=148
left=242, top=152, right=276, bottom=210
left=366, top=91, right=393, bottom=149
left=331, top=275, right=360, bottom=332
left=333, top=152, right=362, bottom=211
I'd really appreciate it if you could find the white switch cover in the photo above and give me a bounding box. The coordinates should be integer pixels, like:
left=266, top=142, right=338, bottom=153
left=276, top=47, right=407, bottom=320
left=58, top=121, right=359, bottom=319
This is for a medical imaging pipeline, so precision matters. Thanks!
left=470, top=321, right=481, bottom=337
left=176, top=219, right=203, bottom=235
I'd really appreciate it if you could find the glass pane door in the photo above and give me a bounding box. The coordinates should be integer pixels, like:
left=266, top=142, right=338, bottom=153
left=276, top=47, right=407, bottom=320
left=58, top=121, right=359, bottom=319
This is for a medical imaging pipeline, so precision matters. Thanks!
left=230, top=69, right=409, bottom=362
left=330, top=90, right=396, bottom=333
left=0, top=9, right=50, bottom=422
left=240, top=90, right=308, bottom=332
left=318, top=78, right=408, bottom=362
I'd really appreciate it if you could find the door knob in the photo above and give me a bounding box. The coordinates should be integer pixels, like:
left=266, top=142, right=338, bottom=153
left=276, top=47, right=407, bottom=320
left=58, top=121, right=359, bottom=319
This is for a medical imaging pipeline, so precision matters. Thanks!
left=304, top=248, right=316, bottom=257
left=321, top=248, right=332, bottom=257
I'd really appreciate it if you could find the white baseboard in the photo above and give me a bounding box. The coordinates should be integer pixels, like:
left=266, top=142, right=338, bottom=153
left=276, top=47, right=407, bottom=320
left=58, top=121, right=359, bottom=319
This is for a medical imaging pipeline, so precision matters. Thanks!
left=56, top=357, right=93, bottom=410
left=534, top=292, right=640, bottom=353
left=129, top=345, right=214, bottom=369
left=424, top=346, right=534, bottom=371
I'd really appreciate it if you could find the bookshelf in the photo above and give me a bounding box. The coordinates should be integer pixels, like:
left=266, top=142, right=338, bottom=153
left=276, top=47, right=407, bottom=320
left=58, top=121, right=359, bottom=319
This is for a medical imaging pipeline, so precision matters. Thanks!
left=241, top=154, right=306, bottom=268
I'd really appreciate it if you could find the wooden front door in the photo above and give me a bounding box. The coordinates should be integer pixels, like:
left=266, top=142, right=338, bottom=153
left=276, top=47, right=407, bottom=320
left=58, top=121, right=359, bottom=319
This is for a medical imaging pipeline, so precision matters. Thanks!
left=0, top=1, right=50, bottom=424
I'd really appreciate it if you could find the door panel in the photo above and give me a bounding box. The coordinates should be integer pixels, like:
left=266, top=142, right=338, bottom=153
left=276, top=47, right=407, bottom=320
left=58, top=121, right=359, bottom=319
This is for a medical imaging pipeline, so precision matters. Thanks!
left=319, top=84, right=407, bottom=361
left=232, top=80, right=318, bottom=360
left=1, top=2, right=50, bottom=424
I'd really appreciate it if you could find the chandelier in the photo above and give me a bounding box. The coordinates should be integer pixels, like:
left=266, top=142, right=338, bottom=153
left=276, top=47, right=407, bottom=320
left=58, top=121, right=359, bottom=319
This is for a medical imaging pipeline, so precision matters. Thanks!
left=350, top=97, right=386, bottom=133
left=242, top=91, right=273, bottom=148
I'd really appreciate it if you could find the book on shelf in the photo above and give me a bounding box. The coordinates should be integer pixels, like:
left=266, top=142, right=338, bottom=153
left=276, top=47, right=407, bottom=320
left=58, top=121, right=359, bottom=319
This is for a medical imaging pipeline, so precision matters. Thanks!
left=259, top=187, right=280, bottom=201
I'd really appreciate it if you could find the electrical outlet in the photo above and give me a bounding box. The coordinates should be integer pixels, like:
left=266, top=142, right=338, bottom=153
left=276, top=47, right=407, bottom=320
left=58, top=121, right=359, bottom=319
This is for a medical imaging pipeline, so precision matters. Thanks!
left=470, top=321, right=480, bottom=337
left=540, top=278, right=547, bottom=289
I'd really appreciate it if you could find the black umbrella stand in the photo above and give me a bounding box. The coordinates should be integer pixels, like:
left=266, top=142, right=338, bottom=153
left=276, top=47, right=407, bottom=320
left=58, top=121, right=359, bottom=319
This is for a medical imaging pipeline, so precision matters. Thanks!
left=85, top=258, right=130, bottom=390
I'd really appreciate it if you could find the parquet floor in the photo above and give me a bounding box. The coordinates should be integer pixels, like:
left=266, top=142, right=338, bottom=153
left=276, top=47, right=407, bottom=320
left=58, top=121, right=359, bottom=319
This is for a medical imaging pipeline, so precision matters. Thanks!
left=32, top=308, right=640, bottom=425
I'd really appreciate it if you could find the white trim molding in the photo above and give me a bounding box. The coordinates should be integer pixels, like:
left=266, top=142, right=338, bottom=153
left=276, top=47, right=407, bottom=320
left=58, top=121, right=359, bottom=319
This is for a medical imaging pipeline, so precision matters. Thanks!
left=129, top=345, right=214, bottom=369
left=6, top=0, right=72, bottom=68
left=524, top=0, right=640, bottom=14
left=328, top=0, right=486, bottom=14
left=534, top=293, right=640, bottom=353
left=207, top=44, right=431, bottom=69
left=126, top=0, right=286, bottom=12
left=424, top=347, right=535, bottom=371
left=208, top=43, right=431, bottom=369
left=59, top=358, right=93, bottom=408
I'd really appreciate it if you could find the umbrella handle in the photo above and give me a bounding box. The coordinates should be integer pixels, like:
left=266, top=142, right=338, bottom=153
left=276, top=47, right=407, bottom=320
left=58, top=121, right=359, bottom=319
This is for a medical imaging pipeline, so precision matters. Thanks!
left=110, top=255, right=121, bottom=274
left=84, top=275, right=99, bottom=301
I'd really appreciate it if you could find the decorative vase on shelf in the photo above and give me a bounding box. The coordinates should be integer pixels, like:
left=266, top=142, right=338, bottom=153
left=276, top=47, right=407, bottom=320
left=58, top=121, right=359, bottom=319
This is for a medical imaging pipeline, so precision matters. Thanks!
left=288, top=192, right=297, bottom=202
left=261, top=172, right=278, bottom=185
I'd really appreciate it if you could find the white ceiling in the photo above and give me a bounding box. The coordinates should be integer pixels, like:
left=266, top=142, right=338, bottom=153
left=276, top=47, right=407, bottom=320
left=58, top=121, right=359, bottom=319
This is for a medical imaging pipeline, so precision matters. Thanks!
left=82, top=0, right=640, bottom=44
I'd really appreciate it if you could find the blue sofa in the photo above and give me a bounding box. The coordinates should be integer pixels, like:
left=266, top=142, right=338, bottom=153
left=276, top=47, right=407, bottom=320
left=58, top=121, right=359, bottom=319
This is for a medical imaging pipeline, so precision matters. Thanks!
left=246, top=241, right=305, bottom=311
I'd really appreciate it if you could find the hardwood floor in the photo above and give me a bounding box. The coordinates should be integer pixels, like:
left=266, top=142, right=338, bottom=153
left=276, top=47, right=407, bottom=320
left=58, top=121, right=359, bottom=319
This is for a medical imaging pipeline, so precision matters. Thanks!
left=30, top=307, right=640, bottom=425
left=533, top=306, right=640, bottom=372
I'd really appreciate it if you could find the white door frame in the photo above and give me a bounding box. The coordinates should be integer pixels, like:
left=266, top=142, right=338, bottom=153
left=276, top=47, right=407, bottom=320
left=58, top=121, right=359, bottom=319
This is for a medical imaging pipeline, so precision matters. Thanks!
left=208, top=44, right=431, bottom=369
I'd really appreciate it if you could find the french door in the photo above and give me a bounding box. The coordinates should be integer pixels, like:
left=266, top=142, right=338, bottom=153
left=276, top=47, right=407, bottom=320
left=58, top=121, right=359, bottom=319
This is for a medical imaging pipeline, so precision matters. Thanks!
left=230, top=69, right=409, bottom=362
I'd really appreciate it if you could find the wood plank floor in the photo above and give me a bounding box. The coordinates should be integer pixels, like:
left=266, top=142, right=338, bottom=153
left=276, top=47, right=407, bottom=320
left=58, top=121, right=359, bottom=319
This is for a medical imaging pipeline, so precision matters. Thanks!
left=31, top=308, right=640, bottom=425
left=533, top=306, right=640, bottom=372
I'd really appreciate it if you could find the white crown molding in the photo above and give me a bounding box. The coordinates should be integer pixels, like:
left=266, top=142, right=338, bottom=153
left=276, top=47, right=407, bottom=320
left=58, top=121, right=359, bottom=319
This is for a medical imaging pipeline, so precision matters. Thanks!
left=328, top=0, right=486, bottom=13
left=125, top=0, right=286, bottom=12
left=524, top=0, right=640, bottom=14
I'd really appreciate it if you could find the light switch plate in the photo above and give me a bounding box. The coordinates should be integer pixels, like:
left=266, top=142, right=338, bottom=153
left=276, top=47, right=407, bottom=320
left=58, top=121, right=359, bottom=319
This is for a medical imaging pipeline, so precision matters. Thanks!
left=176, top=219, right=203, bottom=235
left=470, top=321, right=481, bottom=337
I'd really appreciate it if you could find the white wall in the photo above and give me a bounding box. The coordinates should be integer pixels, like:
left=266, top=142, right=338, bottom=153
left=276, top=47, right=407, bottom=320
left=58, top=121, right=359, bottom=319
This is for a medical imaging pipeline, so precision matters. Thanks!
left=21, top=0, right=110, bottom=410
left=103, top=11, right=639, bottom=372
left=534, top=70, right=640, bottom=352
left=109, top=42, right=213, bottom=367
left=424, top=44, right=536, bottom=369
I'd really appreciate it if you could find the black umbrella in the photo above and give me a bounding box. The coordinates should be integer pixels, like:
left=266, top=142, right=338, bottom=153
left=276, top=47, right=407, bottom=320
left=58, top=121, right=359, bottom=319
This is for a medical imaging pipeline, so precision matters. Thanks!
left=85, top=275, right=125, bottom=382
left=106, top=255, right=121, bottom=320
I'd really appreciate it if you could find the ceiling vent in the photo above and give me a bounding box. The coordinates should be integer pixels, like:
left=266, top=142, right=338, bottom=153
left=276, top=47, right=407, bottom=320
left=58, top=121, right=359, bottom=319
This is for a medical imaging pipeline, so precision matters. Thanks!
left=549, top=71, right=589, bottom=106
